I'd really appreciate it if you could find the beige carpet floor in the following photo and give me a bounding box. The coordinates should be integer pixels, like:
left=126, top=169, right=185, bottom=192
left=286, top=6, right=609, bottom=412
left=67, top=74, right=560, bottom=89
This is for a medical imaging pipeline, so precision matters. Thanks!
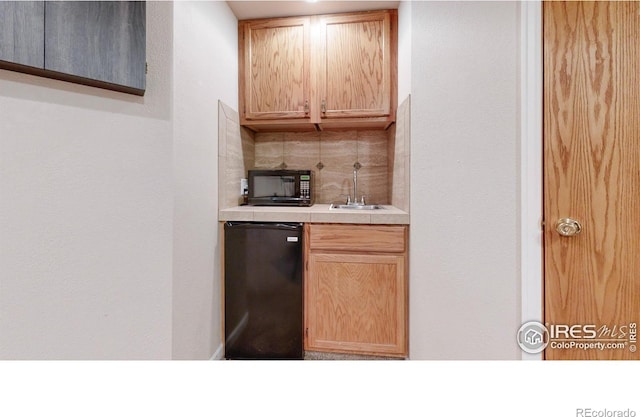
left=304, top=351, right=402, bottom=360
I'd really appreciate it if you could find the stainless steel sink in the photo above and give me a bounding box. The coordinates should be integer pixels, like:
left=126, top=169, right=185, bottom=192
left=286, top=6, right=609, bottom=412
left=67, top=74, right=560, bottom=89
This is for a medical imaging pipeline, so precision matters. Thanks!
left=329, top=203, right=385, bottom=210
left=330, top=169, right=385, bottom=210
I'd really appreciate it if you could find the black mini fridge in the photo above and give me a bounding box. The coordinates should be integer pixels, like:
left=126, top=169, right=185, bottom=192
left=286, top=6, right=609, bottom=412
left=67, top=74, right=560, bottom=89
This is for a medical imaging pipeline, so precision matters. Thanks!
left=224, top=222, right=303, bottom=359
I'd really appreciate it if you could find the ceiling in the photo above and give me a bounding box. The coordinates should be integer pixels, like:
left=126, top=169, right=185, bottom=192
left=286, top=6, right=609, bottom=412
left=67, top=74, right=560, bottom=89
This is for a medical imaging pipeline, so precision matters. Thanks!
left=226, top=1, right=400, bottom=20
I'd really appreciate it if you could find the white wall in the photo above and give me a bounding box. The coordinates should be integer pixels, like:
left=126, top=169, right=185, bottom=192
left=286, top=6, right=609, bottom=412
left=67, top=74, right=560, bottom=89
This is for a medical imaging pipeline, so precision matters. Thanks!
left=171, top=1, right=238, bottom=359
left=0, top=2, right=174, bottom=359
left=397, top=0, right=412, bottom=102
left=409, top=1, right=521, bottom=359
left=0, top=0, right=239, bottom=360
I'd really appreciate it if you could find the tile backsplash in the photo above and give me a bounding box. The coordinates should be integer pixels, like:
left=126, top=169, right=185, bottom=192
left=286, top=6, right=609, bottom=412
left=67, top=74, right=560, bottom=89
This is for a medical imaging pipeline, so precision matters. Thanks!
left=254, top=130, right=389, bottom=204
left=219, top=96, right=411, bottom=212
left=389, top=95, right=411, bottom=212
left=219, top=100, right=255, bottom=209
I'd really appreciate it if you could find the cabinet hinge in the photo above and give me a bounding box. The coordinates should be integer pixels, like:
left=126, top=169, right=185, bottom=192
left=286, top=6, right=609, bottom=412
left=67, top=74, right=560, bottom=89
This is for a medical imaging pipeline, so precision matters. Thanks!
left=305, top=328, right=309, bottom=337
left=145, top=62, right=148, bottom=75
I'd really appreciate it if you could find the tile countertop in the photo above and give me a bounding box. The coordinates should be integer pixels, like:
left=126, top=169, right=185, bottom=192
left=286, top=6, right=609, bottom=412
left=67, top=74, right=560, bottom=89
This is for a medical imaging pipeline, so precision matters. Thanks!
left=219, top=204, right=409, bottom=225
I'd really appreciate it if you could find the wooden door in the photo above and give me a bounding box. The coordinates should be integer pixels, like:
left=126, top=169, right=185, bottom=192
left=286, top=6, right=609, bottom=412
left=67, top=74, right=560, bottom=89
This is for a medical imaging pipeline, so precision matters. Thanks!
left=544, top=1, right=640, bottom=360
left=318, top=11, right=391, bottom=119
left=305, top=252, right=407, bottom=357
left=240, top=17, right=311, bottom=121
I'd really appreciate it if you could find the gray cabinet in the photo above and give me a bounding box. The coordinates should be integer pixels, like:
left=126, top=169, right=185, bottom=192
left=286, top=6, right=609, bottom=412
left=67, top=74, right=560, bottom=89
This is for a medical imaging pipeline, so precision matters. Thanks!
left=0, top=1, right=146, bottom=95
left=45, top=1, right=146, bottom=93
left=0, top=1, right=44, bottom=68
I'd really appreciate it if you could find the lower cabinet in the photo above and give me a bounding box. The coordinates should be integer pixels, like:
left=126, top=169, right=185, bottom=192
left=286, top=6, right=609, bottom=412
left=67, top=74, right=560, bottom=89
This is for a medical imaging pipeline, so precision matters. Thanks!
left=304, top=223, right=408, bottom=357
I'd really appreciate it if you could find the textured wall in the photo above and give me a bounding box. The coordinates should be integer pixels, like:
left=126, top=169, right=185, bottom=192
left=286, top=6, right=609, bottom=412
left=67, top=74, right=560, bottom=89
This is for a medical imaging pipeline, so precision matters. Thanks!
left=397, top=1, right=412, bottom=102
left=171, top=1, right=239, bottom=359
left=0, top=2, right=173, bottom=359
left=408, top=1, right=521, bottom=359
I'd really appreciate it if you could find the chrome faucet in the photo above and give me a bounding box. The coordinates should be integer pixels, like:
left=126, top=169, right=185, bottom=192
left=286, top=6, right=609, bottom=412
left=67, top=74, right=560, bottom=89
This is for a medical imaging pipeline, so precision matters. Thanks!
left=351, top=169, right=366, bottom=205
left=340, top=169, right=365, bottom=206
left=353, top=169, right=358, bottom=205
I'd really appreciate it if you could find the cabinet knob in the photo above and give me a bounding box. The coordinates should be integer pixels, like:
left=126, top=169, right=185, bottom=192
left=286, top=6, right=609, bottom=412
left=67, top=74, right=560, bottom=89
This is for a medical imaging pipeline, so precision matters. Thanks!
left=304, top=99, right=309, bottom=114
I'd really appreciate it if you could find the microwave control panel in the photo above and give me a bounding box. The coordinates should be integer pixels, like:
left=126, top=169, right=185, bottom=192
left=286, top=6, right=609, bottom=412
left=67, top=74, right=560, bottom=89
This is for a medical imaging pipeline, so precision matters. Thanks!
left=300, top=175, right=311, bottom=199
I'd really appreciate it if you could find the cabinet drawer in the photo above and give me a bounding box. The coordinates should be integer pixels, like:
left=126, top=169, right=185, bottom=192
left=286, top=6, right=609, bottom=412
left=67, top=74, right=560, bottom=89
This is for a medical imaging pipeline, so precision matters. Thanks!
left=308, top=224, right=406, bottom=253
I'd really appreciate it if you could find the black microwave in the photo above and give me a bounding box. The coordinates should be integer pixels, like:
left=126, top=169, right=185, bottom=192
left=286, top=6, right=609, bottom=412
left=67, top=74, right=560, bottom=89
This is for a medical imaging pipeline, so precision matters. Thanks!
left=248, top=169, right=314, bottom=206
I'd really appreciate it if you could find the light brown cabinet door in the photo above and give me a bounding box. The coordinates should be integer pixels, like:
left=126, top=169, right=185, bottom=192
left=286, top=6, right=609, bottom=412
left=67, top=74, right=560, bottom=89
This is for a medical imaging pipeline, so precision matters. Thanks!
left=240, top=17, right=311, bottom=121
left=544, top=1, right=640, bottom=360
left=318, top=11, right=392, bottom=119
left=305, top=252, right=407, bottom=357
left=238, top=11, right=396, bottom=131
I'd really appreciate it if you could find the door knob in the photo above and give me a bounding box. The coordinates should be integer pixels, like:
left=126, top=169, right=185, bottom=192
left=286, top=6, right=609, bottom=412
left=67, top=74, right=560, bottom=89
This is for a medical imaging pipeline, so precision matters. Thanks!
left=555, top=218, right=582, bottom=237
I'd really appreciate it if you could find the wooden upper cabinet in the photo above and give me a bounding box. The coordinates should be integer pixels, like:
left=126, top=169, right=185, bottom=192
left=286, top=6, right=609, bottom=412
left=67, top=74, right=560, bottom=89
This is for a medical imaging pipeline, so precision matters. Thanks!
left=318, top=11, right=392, bottom=120
left=238, top=10, right=397, bottom=131
left=240, top=17, right=311, bottom=123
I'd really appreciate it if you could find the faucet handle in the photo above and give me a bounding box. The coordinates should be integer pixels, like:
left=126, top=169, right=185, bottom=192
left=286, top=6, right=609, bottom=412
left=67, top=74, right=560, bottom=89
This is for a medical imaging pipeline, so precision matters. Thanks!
left=360, top=195, right=366, bottom=205
left=339, top=194, right=352, bottom=205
